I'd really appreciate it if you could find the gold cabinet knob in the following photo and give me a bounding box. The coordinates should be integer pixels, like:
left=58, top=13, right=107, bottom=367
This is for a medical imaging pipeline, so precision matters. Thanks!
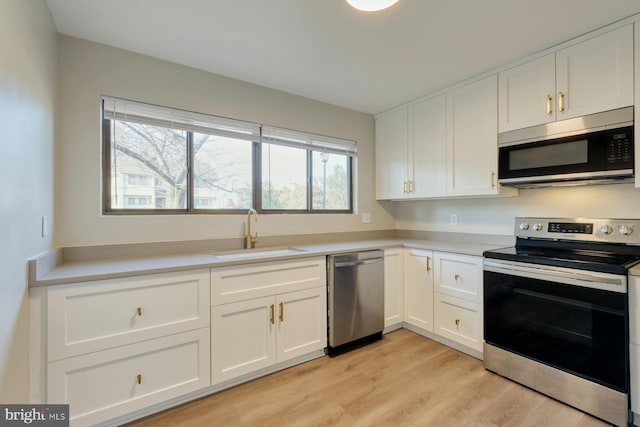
left=136, top=307, right=142, bottom=316
left=454, top=274, right=461, bottom=281
left=455, top=319, right=460, bottom=326
left=137, top=374, right=142, bottom=384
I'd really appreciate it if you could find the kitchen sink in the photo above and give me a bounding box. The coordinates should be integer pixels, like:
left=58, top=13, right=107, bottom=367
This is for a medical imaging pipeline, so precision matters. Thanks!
left=213, top=247, right=308, bottom=261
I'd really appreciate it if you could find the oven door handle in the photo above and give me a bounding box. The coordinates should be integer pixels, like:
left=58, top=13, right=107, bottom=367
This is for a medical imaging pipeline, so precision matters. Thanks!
left=483, top=259, right=627, bottom=293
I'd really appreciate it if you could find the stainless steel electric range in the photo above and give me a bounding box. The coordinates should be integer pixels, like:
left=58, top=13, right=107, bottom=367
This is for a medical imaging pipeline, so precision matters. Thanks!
left=483, top=217, right=640, bottom=427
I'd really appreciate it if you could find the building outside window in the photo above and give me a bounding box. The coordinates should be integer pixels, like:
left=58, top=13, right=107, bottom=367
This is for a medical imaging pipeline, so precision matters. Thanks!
left=102, top=97, right=356, bottom=214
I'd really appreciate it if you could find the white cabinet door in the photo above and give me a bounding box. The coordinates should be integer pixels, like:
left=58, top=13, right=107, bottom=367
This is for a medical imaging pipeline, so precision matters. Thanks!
left=276, top=287, right=327, bottom=363
left=375, top=107, right=408, bottom=199
left=447, top=75, right=510, bottom=197
left=410, top=94, right=447, bottom=198
left=403, top=248, right=434, bottom=332
left=498, top=54, right=556, bottom=132
left=383, top=248, right=404, bottom=328
left=48, top=329, right=210, bottom=427
left=556, top=25, right=633, bottom=121
left=211, top=296, right=276, bottom=384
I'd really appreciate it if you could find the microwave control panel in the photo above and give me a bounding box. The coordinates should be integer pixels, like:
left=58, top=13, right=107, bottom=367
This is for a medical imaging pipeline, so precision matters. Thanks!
left=606, top=128, right=633, bottom=166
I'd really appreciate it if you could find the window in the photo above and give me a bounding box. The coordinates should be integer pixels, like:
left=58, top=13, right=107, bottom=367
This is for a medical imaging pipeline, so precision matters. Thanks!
left=125, top=196, right=152, bottom=207
left=102, top=97, right=355, bottom=214
left=126, top=174, right=153, bottom=186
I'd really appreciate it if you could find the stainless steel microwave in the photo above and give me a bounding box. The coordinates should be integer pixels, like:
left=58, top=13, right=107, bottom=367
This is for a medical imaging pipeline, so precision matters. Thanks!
left=498, top=107, right=634, bottom=188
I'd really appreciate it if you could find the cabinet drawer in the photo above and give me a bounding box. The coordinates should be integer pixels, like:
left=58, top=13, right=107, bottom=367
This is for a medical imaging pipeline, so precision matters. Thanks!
left=434, top=252, right=482, bottom=302
left=211, top=257, right=326, bottom=305
left=48, top=270, right=210, bottom=361
left=47, top=328, right=210, bottom=427
left=434, top=293, right=482, bottom=352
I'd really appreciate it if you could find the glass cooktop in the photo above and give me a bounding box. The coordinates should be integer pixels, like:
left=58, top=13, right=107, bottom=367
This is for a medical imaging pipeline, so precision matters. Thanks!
left=484, top=242, right=640, bottom=275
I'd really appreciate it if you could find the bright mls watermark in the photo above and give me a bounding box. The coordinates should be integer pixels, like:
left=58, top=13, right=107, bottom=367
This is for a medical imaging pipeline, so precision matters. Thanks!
left=0, top=405, right=68, bottom=426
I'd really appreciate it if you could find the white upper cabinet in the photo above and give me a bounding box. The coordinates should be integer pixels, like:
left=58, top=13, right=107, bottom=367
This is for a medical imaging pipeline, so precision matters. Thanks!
left=556, top=25, right=633, bottom=120
left=499, top=55, right=556, bottom=132
left=375, top=95, right=446, bottom=200
left=447, top=75, right=515, bottom=197
left=375, top=107, right=408, bottom=200
left=499, top=24, right=633, bottom=132
left=410, top=95, right=447, bottom=198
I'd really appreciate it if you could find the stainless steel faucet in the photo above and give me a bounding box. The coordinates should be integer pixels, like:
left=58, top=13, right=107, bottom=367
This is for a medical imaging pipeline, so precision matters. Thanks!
left=246, top=208, right=258, bottom=249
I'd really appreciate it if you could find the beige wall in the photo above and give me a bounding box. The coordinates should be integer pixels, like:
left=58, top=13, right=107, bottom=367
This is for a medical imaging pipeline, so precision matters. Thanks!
left=56, top=36, right=395, bottom=247
left=396, top=183, right=640, bottom=235
left=0, top=0, right=57, bottom=402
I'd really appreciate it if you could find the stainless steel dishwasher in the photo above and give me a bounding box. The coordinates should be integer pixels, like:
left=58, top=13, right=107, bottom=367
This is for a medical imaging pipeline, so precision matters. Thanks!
left=327, top=250, right=384, bottom=354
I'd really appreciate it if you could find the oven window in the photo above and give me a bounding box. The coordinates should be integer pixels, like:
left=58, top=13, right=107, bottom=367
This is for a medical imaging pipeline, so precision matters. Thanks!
left=508, top=140, right=588, bottom=170
left=484, top=270, right=628, bottom=392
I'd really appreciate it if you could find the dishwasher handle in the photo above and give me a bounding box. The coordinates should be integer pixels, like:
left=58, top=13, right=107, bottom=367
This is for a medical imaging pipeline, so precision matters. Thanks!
left=334, top=258, right=383, bottom=268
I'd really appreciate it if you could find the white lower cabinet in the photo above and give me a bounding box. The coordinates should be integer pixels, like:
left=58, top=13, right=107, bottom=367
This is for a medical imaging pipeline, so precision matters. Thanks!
left=400, top=249, right=484, bottom=355
left=211, top=296, right=276, bottom=383
left=48, top=329, right=210, bottom=427
left=434, top=293, right=482, bottom=352
left=211, top=257, right=327, bottom=385
left=384, top=248, right=404, bottom=328
left=43, top=269, right=211, bottom=426
left=403, top=248, right=434, bottom=332
left=433, top=253, right=483, bottom=352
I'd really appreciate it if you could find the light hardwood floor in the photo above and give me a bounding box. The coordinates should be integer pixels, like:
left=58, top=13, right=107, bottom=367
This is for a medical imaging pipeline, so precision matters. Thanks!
left=127, top=329, right=609, bottom=426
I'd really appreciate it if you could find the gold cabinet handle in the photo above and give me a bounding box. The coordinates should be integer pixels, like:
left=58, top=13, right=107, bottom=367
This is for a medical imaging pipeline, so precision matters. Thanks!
left=270, top=304, right=275, bottom=325
left=490, top=171, right=496, bottom=189
left=279, top=302, right=284, bottom=322
left=455, top=319, right=460, bottom=326
left=425, top=256, right=431, bottom=272
left=408, top=180, right=413, bottom=193
left=137, top=374, right=142, bottom=385
left=403, top=180, right=408, bottom=193
left=546, top=94, right=553, bottom=115
left=558, top=92, right=565, bottom=113
left=136, top=307, right=142, bottom=316
left=454, top=274, right=461, bottom=281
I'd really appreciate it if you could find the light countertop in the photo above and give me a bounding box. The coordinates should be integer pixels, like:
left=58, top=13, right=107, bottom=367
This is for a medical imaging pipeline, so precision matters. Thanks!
left=29, top=238, right=509, bottom=287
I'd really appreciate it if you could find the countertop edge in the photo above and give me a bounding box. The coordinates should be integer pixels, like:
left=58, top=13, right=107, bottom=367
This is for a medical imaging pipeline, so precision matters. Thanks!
left=29, top=238, right=509, bottom=288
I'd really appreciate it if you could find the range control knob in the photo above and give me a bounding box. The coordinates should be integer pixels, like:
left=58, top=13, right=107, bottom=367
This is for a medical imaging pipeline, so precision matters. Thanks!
left=532, top=223, right=544, bottom=231
left=619, top=225, right=634, bottom=236
left=519, top=222, right=530, bottom=231
left=600, top=225, right=613, bottom=235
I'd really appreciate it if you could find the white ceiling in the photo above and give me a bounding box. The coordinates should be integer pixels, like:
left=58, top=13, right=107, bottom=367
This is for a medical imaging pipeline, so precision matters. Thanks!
left=46, top=0, right=640, bottom=115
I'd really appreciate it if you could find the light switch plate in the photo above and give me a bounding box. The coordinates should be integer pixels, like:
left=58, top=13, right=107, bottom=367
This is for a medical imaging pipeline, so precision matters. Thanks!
left=450, top=213, right=459, bottom=226
left=362, top=212, right=371, bottom=224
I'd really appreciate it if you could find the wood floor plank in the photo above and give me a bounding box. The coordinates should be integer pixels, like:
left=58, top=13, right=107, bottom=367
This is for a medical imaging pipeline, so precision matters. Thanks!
left=126, top=329, right=610, bottom=427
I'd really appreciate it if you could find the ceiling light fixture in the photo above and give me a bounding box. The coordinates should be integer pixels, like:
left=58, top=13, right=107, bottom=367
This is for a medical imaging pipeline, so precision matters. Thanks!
left=346, top=0, right=399, bottom=12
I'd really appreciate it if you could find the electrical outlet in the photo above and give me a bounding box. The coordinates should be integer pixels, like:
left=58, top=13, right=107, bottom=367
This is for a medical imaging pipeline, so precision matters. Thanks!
left=362, top=212, right=372, bottom=224
left=450, top=213, right=459, bottom=226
